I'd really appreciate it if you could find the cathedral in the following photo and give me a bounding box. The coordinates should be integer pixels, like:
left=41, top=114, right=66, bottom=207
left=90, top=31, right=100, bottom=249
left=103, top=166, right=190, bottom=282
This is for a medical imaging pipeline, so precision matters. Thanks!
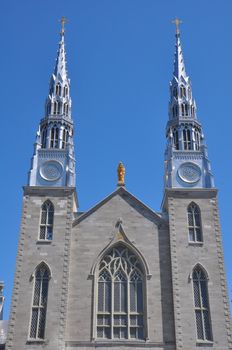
left=4, top=18, right=232, bottom=350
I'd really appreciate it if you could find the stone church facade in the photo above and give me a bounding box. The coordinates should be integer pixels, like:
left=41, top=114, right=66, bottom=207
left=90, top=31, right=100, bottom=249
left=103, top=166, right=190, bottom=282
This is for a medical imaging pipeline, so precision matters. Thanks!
left=5, top=20, right=232, bottom=350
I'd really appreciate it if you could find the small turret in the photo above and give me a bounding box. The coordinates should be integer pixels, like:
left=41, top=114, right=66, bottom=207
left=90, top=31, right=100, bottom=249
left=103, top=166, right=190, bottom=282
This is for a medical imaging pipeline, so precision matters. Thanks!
left=28, top=18, right=76, bottom=187
left=164, top=19, right=214, bottom=189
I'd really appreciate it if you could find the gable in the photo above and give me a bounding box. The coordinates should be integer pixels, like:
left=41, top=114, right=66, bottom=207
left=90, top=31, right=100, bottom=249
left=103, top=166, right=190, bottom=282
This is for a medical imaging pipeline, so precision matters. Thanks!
left=72, top=186, right=167, bottom=227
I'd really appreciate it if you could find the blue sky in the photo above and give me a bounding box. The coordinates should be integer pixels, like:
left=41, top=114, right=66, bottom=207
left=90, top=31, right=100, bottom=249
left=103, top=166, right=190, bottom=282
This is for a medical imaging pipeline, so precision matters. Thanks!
left=1, top=0, right=232, bottom=318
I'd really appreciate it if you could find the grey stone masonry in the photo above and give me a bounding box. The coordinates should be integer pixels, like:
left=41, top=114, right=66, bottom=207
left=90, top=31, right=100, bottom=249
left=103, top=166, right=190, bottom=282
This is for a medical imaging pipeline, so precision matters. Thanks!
left=5, top=185, right=232, bottom=350
left=162, top=188, right=232, bottom=350
left=6, top=187, right=77, bottom=350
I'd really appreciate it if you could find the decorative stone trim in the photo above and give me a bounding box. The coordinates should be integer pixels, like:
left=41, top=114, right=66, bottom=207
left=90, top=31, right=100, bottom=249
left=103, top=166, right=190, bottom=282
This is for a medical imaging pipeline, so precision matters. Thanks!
left=5, top=196, right=29, bottom=350
left=168, top=197, right=183, bottom=349
left=57, top=194, right=73, bottom=350
left=211, top=198, right=232, bottom=349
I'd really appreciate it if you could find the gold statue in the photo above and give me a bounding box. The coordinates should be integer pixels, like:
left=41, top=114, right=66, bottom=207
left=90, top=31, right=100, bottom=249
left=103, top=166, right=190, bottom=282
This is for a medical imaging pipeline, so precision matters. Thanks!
left=117, top=162, right=125, bottom=186
left=172, top=17, right=182, bottom=34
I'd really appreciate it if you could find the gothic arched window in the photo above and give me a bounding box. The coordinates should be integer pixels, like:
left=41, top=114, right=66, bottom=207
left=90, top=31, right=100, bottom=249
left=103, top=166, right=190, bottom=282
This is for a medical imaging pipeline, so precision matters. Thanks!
left=41, top=128, right=47, bottom=148
left=183, top=127, right=192, bottom=150
left=64, top=102, right=69, bottom=116
left=55, top=83, right=61, bottom=96
left=62, top=129, right=68, bottom=149
left=191, top=105, right=195, bottom=118
left=173, top=86, right=178, bottom=99
left=180, top=85, right=186, bottom=98
left=194, top=129, right=200, bottom=151
left=188, top=203, right=202, bottom=242
left=53, top=101, right=59, bottom=115
left=50, top=127, right=59, bottom=148
left=97, top=244, right=145, bottom=340
left=192, top=266, right=212, bottom=341
left=173, top=129, right=179, bottom=150
left=29, top=263, right=50, bottom=339
left=63, top=85, right=68, bottom=97
left=39, top=201, right=54, bottom=240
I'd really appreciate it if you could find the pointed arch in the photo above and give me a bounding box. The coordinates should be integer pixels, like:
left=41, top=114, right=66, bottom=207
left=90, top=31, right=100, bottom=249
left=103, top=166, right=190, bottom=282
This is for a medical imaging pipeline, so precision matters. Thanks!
left=39, top=200, right=54, bottom=240
left=63, top=84, right=68, bottom=97
left=95, top=242, right=147, bottom=340
left=41, top=127, right=47, bottom=148
left=180, top=85, right=186, bottom=98
left=187, top=202, right=203, bottom=243
left=29, top=262, right=51, bottom=339
left=55, top=83, right=61, bottom=96
left=50, top=126, right=59, bottom=148
left=90, top=239, right=150, bottom=279
left=192, top=264, right=212, bottom=341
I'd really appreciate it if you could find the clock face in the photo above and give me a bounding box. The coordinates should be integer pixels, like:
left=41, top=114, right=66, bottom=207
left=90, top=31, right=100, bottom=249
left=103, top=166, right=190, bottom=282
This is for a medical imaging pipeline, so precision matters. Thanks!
left=178, top=162, right=201, bottom=184
left=40, top=161, right=63, bottom=181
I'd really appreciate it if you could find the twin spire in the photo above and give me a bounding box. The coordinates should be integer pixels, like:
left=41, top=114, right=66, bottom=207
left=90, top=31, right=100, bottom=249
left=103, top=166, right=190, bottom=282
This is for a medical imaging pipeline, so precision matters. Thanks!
left=28, top=18, right=214, bottom=190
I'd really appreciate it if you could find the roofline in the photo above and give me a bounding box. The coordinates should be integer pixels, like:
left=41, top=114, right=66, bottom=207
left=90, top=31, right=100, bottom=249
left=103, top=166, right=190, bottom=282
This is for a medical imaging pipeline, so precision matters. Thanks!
left=73, top=186, right=166, bottom=227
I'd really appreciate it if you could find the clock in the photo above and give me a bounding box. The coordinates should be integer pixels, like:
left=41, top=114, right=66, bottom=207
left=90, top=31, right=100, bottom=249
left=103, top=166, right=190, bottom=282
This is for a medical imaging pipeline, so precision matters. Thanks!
left=178, top=162, right=201, bottom=184
left=40, top=161, right=63, bottom=181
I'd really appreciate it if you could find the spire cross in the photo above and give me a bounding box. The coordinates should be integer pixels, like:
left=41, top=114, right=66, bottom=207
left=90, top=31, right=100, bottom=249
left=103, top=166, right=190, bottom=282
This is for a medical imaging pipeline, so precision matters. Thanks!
left=60, top=16, right=67, bottom=35
left=172, top=17, right=182, bottom=34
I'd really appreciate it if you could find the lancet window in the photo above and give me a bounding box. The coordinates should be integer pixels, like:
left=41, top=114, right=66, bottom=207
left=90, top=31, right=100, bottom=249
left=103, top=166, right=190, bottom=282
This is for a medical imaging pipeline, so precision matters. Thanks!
left=39, top=201, right=54, bottom=240
left=64, top=102, right=69, bottom=116
left=53, top=101, right=58, bottom=115
left=192, top=266, right=212, bottom=341
left=172, top=105, right=178, bottom=118
left=188, top=203, right=202, bottom=242
left=183, top=127, right=192, bottom=150
left=173, top=129, right=179, bottom=150
left=62, top=129, right=69, bottom=149
left=194, top=129, right=200, bottom=151
left=191, top=106, right=195, bottom=118
left=181, top=103, right=189, bottom=117
left=41, top=128, right=47, bottom=148
left=96, top=244, right=145, bottom=340
left=50, top=127, right=59, bottom=148
left=173, top=86, right=178, bottom=99
left=180, top=85, right=186, bottom=98
left=55, top=83, right=61, bottom=96
left=63, top=85, right=68, bottom=97
left=29, top=263, right=50, bottom=339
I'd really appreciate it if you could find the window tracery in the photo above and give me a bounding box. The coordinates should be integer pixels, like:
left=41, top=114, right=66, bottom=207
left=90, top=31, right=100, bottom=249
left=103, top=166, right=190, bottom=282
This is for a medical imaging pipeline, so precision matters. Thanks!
left=97, top=244, right=145, bottom=340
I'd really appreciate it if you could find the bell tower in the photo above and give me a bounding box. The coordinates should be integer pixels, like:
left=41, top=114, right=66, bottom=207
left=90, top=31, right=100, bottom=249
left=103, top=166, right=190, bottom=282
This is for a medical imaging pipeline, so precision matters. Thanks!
left=164, top=19, right=214, bottom=189
left=28, top=17, right=75, bottom=187
left=162, top=20, right=232, bottom=350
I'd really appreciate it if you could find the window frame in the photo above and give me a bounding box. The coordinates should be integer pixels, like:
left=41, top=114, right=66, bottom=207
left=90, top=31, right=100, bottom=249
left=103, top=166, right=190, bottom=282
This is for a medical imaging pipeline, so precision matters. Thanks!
left=192, top=265, right=213, bottom=342
left=38, top=200, right=54, bottom=242
left=187, top=202, right=203, bottom=244
left=29, top=263, right=51, bottom=341
left=94, top=243, right=148, bottom=342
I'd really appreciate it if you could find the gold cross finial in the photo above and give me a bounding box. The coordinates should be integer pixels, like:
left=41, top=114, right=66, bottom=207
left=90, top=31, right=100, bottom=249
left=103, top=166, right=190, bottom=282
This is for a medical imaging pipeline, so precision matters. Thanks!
left=172, top=17, right=182, bottom=34
left=60, top=16, right=67, bottom=35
